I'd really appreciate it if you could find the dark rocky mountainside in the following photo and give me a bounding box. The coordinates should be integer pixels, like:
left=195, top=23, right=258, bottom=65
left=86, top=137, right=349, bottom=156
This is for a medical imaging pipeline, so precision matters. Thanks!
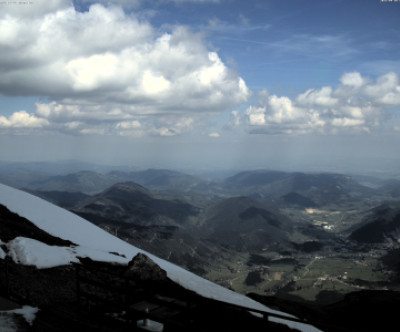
left=201, top=196, right=293, bottom=250
left=349, top=202, right=400, bottom=243
left=279, top=192, right=318, bottom=208
left=200, top=196, right=336, bottom=252
left=2, top=253, right=294, bottom=332
left=378, top=179, right=400, bottom=198
left=23, top=189, right=90, bottom=209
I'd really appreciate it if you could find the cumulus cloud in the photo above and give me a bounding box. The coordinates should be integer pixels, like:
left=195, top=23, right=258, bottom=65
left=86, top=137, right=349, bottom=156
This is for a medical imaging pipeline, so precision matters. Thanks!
left=115, top=120, right=141, bottom=130
left=0, top=111, right=49, bottom=129
left=297, top=86, right=338, bottom=107
left=115, top=115, right=194, bottom=137
left=1, top=3, right=399, bottom=138
left=0, top=2, right=249, bottom=136
left=364, top=72, right=400, bottom=105
left=245, top=71, right=400, bottom=135
left=245, top=106, right=266, bottom=126
left=340, top=72, right=367, bottom=88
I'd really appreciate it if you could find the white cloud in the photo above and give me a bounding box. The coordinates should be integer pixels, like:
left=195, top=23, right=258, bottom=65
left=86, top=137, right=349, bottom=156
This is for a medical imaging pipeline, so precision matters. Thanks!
left=35, top=102, right=123, bottom=122
left=80, top=127, right=107, bottom=135
left=209, top=132, right=220, bottom=138
left=114, top=115, right=194, bottom=137
left=156, top=127, right=176, bottom=136
left=64, top=121, right=84, bottom=130
left=297, top=86, right=338, bottom=107
left=267, top=95, right=304, bottom=123
left=245, top=95, right=322, bottom=134
left=0, top=2, right=249, bottom=136
left=0, top=111, right=49, bottom=129
left=116, top=120, right=141, bottom=130
left=153, top=117, right=194, bottom=136
left=331, top=118, right=365, bottom=127
left=244, top=71, right=400, bottom=135
left=245, top=106, right=266, bottom=126
left=66, top=53, right=120, bottom=91
left=340, top=72, right=366, bottom=88
left=141, top=71, right=171, bottom=95
left=364, top=72, right=400, bottom=105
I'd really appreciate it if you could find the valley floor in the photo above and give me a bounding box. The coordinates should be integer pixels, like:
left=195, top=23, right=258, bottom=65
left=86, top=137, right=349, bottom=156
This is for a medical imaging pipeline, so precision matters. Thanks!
left=204, top=247, right=400, bottom=304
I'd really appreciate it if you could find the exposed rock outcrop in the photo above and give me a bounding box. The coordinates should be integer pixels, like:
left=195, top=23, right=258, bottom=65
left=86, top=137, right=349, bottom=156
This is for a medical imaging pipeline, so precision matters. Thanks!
left=125, top=253, right=167, bottom=282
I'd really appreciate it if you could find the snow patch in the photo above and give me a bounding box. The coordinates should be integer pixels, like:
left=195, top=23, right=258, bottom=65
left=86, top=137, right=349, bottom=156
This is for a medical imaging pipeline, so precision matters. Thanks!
left=7, top=237, right=78, bottom=268
left=6, top=237, right=129, bottom=268
left=270, top=316, right=320, bottom=332
left=0, top=306, right=39, bottom=329
left=0, top=239, right=6, bottom=259
left=137, top=318, right=164, bottom=332
left=12, top=306, right=39, bottom=325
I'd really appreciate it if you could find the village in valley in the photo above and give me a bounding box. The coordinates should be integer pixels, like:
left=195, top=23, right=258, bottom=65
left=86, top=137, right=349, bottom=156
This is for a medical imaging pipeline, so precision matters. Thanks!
left=204, top=203, right=400, bottom=303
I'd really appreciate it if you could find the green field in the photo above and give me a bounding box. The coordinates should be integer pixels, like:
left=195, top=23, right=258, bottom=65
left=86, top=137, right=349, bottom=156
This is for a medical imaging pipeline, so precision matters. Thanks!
left=205, top=250, right=398, bottom=303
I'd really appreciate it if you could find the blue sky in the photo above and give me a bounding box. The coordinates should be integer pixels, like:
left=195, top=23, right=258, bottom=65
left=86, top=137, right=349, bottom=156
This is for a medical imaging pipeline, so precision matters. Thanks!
left=0, top=0, right=399, bottom=173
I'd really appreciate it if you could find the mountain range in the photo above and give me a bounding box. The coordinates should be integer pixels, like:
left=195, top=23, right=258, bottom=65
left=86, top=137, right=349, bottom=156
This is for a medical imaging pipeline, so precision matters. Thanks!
left=25, top=178, right=344, bottom=274
left=73, top=181, right=199, bottom=227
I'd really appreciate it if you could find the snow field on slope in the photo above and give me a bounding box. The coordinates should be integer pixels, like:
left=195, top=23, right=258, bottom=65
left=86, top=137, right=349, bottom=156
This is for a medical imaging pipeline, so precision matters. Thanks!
left=0, top=183, right=322, bottom=332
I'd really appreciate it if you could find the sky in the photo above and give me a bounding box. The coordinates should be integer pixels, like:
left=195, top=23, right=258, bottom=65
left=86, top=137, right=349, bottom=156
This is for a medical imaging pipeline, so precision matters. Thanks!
left=0, top=0, right=399, bottom=173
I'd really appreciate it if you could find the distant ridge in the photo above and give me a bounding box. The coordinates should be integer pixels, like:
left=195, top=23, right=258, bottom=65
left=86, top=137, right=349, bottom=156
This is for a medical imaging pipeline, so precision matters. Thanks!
left=73, top=181, right=199, bottom=226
